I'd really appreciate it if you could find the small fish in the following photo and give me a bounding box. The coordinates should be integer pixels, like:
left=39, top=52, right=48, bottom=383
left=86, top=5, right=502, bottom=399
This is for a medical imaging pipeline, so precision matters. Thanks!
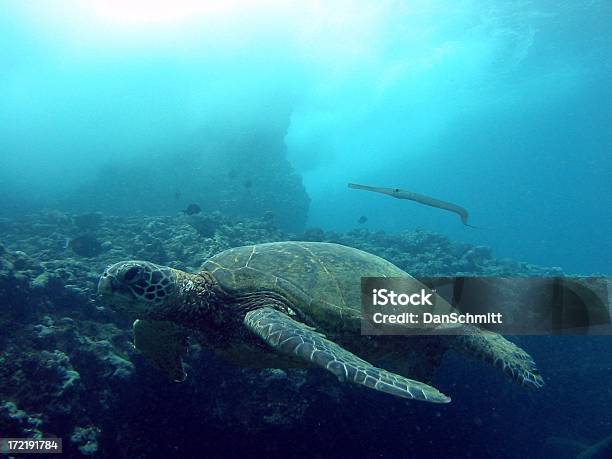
left=183, top=203, right=202, bottom=215
left=243, top=179, right=253, bottom=189
left=357, top=216, right=368, bottom=224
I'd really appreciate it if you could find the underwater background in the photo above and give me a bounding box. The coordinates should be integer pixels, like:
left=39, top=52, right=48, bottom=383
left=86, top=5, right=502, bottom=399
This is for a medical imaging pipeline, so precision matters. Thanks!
left=0, top=1, right=610, bottom=458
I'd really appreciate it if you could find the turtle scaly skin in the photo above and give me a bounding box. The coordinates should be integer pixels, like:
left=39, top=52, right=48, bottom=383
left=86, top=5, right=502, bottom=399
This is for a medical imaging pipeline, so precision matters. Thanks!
left=99, top=241, right=543, bottom=403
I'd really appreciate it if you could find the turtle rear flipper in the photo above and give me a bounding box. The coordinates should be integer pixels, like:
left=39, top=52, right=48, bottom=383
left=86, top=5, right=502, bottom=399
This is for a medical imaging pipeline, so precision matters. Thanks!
left=244, top=307, right=451, bottom=404
left=452, top=329, right=544, bottom=388
left=133, top=319, right=189, bottom=382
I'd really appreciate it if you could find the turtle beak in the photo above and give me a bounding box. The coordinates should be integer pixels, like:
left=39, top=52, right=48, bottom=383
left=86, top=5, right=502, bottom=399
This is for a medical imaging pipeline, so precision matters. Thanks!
left=97, top=274, right=114, bottom=297
left=98, top=271, right=139, bottom=305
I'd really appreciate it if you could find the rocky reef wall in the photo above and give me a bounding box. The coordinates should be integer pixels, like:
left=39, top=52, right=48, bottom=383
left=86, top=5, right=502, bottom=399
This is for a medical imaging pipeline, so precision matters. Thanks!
left=0, top=211, right=564, bottom=457
left=64, top=117, right=310, bottom=232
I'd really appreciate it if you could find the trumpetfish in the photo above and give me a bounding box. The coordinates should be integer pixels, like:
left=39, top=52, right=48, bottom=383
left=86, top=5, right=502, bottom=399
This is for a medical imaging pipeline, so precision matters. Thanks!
left=348, top=182, right=477, bottom=228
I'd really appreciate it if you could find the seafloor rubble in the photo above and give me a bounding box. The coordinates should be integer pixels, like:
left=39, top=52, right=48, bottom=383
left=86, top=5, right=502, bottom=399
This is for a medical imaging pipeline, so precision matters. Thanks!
left=0, top=211, right=562, bottom=456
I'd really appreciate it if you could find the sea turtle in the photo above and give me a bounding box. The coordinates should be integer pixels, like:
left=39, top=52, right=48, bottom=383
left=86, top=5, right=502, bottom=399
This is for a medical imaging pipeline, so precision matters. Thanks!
left=98, top=241, right=543, bottom=403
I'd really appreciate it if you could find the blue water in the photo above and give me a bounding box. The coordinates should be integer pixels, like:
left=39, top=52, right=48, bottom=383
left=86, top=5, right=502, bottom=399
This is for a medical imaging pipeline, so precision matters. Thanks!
left=0, top=1, right=610, bottom=457
left=1, top=1, right=610, bottom=273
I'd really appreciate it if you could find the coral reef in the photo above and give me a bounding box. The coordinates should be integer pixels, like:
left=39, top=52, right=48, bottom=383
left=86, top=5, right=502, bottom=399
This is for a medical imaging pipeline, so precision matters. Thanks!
left=0, top=211, right=565, bottom=456
left=0, top=401, right=44, bottom=439
left=305, top=227, right=563, bottom=277
left=70, top=425, right=101, bottom=456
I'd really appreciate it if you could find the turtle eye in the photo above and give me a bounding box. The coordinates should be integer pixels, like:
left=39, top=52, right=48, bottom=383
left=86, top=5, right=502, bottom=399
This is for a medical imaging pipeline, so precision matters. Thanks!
left=124, top=266, right=142, bottom=284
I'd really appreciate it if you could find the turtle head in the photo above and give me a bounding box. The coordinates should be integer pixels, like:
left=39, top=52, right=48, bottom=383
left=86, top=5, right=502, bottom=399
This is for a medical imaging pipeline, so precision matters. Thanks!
left=98, top=261, right=177, bottom=317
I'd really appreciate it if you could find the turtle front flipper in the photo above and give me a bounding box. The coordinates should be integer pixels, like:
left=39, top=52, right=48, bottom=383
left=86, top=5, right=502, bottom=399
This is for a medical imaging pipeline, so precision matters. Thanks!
left=133, top=319, right=189, bottom=382
left=244, top=307, right=451, bottom=404
left=452, top=329, right=544, bottom=388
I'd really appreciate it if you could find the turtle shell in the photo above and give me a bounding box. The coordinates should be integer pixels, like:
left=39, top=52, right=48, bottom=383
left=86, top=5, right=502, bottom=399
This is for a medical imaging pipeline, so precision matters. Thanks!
left=201, top=241, right=453, bottom=381
left=201, top=241, right=411, bottom=332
